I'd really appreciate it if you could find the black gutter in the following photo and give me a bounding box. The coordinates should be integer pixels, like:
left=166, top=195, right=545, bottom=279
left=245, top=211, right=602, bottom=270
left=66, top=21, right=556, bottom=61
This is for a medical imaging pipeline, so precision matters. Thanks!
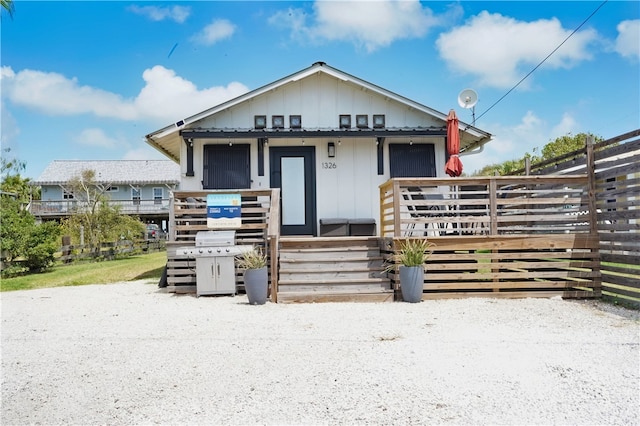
left=180, top=127, right=447, bottom=139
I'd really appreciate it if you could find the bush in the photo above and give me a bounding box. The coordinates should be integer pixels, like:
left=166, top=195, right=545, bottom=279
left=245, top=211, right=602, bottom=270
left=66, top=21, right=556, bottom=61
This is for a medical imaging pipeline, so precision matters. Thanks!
left=23, top=221, right=61, bottom=272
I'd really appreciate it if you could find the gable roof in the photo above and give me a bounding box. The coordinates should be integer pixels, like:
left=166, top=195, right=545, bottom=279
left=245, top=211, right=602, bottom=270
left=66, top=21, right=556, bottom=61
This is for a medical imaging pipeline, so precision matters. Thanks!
left=146, top=61, right=492, bottom=162
left=32, top=160, right=181, bottom=186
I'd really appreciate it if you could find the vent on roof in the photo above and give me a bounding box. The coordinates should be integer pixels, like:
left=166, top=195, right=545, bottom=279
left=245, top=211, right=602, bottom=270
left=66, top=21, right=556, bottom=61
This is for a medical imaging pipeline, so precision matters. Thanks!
left=313, top=61, right=326, bottom=66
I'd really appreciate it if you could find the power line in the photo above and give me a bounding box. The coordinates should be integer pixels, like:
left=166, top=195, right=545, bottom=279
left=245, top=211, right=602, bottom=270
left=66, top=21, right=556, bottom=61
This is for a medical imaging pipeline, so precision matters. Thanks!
left=472, top=0, right=608, bottom=126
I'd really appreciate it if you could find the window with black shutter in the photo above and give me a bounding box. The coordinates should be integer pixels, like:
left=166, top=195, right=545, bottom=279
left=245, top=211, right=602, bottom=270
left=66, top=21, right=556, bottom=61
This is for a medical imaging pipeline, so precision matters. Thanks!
left=203, top=144, right=251, bottom=189
left=389, top=143, right=436, bottom=178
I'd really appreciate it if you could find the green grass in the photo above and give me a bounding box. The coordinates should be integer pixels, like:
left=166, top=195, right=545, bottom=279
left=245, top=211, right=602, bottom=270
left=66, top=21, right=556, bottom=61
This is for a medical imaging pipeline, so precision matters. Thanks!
left=1, top=252, right=167, bottom=292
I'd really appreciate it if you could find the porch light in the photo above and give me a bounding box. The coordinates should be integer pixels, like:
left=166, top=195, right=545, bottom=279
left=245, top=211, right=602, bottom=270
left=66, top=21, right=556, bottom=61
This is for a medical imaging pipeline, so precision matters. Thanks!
left=328, top=142, right=336, bottom=157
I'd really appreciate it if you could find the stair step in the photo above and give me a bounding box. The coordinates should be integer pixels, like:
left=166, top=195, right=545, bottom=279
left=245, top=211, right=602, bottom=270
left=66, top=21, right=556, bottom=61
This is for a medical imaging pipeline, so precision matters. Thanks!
left=277, top=289, right=394, bottom=304
left=278, top=277, right=390, bottom=285
left=280, top=252, right=382, bottom=262
left=279, top=265, right=385, bottom=273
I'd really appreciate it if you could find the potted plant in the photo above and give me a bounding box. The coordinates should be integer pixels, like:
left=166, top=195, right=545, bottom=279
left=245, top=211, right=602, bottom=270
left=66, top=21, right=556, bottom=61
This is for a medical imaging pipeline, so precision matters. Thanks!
left=237, top=246, right=268, bottom=305
left=388, top=238, right=434, bottom=303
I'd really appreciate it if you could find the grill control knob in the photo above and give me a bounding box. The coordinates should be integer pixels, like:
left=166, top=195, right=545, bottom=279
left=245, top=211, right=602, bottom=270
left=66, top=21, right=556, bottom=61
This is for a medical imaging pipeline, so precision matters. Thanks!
left=225, top=248, right=230, bottom=253
left=198, top=248, right=203, bottom=254
left=217, top=248, right=222, bottom=253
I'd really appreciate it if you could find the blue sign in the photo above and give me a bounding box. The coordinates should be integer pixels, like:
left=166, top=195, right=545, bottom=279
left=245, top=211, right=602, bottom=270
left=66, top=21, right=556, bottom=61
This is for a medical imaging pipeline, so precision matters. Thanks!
left=206, top=194, right=241, bottom=229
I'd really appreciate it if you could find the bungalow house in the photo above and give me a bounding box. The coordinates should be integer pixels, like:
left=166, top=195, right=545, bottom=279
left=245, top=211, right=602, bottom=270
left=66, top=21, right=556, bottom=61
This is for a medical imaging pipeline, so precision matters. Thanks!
left=29, top=160, right=180, bottom=230
left=145, top=61, right=492, bottom=237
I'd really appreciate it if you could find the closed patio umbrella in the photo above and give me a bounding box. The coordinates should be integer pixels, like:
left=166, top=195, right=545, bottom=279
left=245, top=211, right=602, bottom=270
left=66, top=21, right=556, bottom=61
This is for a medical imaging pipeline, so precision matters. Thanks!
left=445, top=109, right=463, bottom=177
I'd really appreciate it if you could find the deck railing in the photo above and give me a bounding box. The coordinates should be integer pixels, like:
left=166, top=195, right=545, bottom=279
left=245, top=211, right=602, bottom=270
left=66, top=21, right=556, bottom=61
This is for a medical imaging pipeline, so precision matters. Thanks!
left=379, top=176, right=595, bottom=237
left=29, top=199, right=171, bottom=216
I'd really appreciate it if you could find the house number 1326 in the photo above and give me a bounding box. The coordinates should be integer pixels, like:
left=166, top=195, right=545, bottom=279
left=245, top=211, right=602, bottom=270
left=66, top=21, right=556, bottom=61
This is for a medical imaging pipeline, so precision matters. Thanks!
left=322, top=162, right=337, bottom=169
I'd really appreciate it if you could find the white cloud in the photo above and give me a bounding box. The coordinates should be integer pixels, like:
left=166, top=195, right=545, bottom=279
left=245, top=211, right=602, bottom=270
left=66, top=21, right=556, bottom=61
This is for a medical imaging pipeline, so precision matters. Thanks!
left=122, top=146, right=168, bottom=161
left=191, top=19, right=236, bottom=45
left=550, top=113, right=578, bottom=138
left=73, top=128, right=121, bottom=149
left=128, top=5, right=190, bottom=23
left=0, top=100, right=20, bottom=148
left=0, top=65, right=249, bottom=125
left=269, top=0, right=439, bottom=52
left=615, top=19, right=640, bottom=60
left=135, top=66, right=248, bottom=123
left=0, top=66, right=138, bottom=119
left=436, top=11, right=598, bottom=89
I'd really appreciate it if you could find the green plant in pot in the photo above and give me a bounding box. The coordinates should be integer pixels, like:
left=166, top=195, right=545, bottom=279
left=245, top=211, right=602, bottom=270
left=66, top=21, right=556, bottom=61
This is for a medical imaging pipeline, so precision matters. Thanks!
left=388, top=238, right=434, bottom=303
left=237, top=246, right=268, bottom=305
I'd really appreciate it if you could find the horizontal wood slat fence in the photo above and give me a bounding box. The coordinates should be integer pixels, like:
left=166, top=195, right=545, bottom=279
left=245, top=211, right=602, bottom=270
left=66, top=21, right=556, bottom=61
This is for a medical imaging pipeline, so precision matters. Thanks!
left=165, top=189, right=280, bottom=299
left=379, top=174, right=601, bottom=299
left=516, top=129, right=640, bottom=305
left=382, top=235, right=599, bottom=299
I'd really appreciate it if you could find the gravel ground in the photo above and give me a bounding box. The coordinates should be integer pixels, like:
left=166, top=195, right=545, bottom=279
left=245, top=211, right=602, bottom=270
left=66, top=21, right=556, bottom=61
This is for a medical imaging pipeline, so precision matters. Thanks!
left=1, top=280, right=639, bottom=426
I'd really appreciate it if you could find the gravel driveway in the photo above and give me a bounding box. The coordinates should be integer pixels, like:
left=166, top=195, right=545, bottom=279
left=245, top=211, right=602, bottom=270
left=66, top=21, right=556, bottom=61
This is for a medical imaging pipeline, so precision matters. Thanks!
left=2, top=280, right=639, bottom=425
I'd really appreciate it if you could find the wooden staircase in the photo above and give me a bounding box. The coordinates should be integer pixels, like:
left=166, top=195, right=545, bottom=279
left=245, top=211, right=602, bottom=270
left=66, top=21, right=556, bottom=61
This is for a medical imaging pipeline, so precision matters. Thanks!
left=276, top=237, right=394, bottom=303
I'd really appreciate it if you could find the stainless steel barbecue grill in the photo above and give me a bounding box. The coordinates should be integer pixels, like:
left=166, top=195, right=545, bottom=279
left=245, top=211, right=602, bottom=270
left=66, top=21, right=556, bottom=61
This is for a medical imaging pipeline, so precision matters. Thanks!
left=177, top=230, right=251, bottom=297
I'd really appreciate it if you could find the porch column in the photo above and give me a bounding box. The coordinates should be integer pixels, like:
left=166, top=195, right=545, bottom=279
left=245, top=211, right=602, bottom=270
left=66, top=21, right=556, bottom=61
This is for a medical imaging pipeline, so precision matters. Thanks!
left=183, top=138, right=194, bottom=177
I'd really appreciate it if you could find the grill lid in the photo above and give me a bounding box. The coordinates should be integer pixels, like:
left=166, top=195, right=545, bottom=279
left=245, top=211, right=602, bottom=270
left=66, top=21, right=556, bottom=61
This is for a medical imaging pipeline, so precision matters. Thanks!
left=195, top=230, right=235, bottom=247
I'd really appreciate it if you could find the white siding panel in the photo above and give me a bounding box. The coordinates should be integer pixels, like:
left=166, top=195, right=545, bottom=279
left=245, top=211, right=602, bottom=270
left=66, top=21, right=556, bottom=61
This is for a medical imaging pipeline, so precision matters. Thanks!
left=191, top=72, right=442, bottom=131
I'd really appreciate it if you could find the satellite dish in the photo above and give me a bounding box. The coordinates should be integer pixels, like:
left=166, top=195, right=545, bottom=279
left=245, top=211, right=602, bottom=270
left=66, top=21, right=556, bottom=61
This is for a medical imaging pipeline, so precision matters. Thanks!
left=457, top=88, right=478, bottom=109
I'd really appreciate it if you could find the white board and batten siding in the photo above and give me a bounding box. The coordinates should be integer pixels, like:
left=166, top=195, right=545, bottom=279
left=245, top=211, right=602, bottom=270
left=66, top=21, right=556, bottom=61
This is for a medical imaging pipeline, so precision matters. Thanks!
left=178, top=71, right=448, bottom=228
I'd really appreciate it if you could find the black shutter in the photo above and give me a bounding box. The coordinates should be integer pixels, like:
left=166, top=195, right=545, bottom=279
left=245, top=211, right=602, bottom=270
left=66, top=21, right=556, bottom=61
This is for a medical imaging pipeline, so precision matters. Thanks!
left=203, top=144, right=250, bottom=189
left=389, top=143, right=436, bottom=178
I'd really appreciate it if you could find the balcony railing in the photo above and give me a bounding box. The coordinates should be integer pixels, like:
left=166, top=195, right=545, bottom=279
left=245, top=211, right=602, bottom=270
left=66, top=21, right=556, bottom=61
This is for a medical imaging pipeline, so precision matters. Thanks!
left=28, top=199, right=171, bottom=217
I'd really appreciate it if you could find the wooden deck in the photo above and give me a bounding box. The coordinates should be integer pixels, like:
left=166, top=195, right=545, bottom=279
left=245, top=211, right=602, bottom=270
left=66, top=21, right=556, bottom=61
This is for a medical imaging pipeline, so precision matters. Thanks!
left=164, top=177, right=602, bottom=302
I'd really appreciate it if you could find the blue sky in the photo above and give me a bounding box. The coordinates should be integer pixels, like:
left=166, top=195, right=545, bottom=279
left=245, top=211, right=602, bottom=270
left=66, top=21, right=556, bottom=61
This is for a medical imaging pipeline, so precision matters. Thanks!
left=2, top=1, right=639, bottom=179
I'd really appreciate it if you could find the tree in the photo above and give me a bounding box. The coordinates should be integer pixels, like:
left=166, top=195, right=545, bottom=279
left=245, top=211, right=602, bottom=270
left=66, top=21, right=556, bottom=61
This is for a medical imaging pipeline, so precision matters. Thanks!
left=60, top=169, right=145, bottom=250
left=472, top=132, right=603, bottom=176
left=1, top=150, right=60, bottom=274
left=538, top=132, right=602, bottom=162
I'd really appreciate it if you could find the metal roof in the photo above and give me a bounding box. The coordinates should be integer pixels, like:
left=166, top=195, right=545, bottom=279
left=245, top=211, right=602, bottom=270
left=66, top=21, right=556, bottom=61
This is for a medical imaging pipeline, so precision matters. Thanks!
left=31, top=160, right=181, bottom=186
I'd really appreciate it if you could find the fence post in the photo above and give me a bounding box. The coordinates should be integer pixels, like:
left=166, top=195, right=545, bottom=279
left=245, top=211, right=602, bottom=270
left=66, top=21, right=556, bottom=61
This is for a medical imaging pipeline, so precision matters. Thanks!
left=585, top=135, right=602, bottom=296
left=62, top=235, right=72, bottom=263
left=489, top=177, right=498, bottom=235
left=586, top=135, right=599, bottom=236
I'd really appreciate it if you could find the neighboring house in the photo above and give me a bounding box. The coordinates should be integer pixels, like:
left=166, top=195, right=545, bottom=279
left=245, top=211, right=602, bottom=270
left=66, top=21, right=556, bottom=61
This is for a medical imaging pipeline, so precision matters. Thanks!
left=29, top=160, right=180, bottom=229
left=145, top=61, right=492, bottom=236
